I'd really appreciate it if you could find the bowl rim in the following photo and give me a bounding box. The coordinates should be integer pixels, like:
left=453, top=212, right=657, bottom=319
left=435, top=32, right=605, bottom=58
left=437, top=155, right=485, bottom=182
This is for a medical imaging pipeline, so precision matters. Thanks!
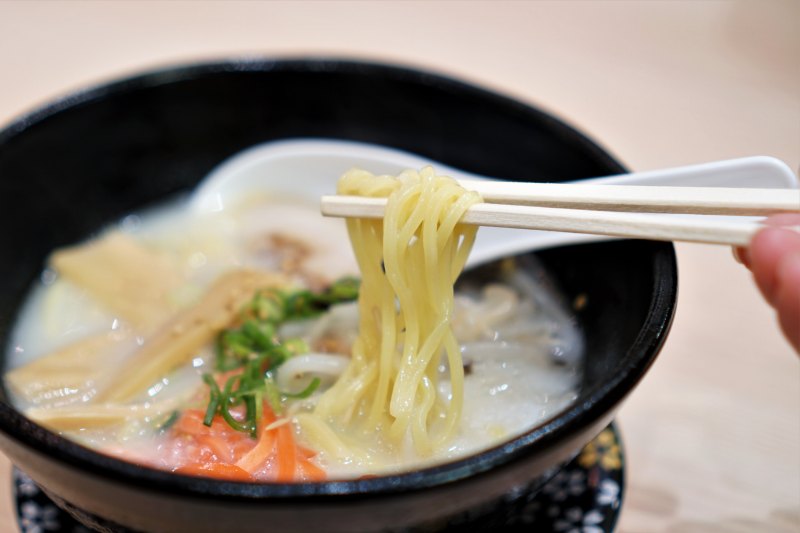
left=0, top=57, right=677, bottom=502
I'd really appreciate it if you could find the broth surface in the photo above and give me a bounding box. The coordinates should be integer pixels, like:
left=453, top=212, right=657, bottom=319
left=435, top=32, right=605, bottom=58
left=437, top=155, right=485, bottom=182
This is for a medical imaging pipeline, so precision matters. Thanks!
left=5, top=190, right=583, bottom=479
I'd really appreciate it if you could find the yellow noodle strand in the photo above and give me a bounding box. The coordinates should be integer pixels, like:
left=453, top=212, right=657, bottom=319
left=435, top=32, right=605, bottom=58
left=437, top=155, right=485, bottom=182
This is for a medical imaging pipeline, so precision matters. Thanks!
left=312, top=166, right=480, bottom=457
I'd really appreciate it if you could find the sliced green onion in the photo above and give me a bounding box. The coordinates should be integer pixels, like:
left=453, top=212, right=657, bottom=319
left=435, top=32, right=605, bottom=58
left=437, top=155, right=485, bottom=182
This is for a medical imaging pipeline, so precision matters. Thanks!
left=156, top=410, right=180, bottom=433
left=202, top=277, right=360, bottom=435
left=202, top=374, right=221, bottom=426
left=219, top=374, right=249, bottom=433
left=325, top=277, right=360, bottom=302
left=242, top=320, right=274, bottom=350
left=249, top=290, right=285, bottom=322
left=284, top=337, right=309, bottom=355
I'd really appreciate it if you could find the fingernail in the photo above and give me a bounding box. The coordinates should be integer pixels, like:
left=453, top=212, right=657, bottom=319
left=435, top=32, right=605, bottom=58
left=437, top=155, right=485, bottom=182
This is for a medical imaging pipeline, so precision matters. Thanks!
left=777, top=251, right=800, bottom=286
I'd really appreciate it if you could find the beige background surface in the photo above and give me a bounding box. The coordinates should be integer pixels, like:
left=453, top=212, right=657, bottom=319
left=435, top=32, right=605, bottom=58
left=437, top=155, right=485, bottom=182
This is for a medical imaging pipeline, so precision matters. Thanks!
left=0, top=1, right=798, bottom=532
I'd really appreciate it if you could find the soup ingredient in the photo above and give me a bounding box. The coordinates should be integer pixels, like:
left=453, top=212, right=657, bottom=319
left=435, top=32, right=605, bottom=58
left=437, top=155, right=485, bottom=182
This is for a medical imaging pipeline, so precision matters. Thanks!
left=9, top=267, right=289, bottom=433
left=201, top=278, right=360, bottom=437
left=51, top=232, right=183, bottom=331
left=97, top=269, right=288, bottom=404
left=6, top=333, right=120, bottom=410
left=167, top=405, right=324, bottom=482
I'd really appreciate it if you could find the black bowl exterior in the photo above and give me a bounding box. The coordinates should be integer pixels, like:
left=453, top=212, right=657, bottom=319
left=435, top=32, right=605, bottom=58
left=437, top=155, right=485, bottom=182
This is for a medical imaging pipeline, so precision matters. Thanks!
left=0, top=59, right=676, bottom=532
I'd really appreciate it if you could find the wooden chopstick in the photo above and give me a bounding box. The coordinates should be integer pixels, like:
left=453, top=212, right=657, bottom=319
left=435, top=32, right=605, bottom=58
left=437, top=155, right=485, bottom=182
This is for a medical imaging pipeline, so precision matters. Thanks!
left=320, top=182, right=800, bottom=247
left=456, top=181, right=800, bottom=215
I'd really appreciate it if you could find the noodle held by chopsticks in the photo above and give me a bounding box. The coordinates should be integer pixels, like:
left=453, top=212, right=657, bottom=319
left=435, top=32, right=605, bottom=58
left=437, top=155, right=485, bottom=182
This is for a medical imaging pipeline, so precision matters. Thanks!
left=312, top=167, right=481, bottom=455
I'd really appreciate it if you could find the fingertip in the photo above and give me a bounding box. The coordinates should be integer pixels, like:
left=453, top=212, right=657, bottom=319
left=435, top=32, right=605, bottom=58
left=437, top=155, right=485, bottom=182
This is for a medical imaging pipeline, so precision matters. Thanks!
left=776, top=250, right=800, bottom=284
left=774, top=251, right=800, bottom=353
left=749, top=227, right=800, bottom=304
left=763, top=213, right=800, bottom=227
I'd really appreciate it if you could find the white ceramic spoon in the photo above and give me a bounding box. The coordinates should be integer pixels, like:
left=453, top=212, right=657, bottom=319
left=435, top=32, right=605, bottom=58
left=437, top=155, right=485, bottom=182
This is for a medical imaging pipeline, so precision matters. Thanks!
left=190, top=139, right=798, bottom=268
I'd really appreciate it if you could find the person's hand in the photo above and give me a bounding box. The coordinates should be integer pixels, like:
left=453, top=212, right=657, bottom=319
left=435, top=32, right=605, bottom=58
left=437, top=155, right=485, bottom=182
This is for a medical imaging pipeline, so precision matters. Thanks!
left=735, top=214, right=800, bottom=353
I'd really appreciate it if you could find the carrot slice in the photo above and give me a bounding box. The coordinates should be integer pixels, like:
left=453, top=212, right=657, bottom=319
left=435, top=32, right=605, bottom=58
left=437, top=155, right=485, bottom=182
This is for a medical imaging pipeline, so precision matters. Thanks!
left=235, top=407, right=278, bottom=474
left=235, top=429, right=275, bottom=474
left=167, top=400, right=325, bottom=482
left=176, top=462, right=254, bottom=482
left=275, top=423, right=297, bottom=482
left=174, top=410, right=209, bottom=436
left=198, top=434, right=234, bottom=463
left=297, top=456, right=325, bottom=482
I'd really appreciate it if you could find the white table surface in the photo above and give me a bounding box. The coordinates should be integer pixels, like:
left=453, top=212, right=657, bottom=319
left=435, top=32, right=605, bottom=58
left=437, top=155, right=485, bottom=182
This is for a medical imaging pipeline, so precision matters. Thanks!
left=0, top=2, right=797, bottom=532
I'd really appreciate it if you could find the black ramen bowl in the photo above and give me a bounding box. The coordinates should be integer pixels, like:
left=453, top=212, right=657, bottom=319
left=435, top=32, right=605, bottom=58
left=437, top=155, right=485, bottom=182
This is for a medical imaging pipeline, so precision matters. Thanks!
left=0, top=59, right=676, bottom=532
